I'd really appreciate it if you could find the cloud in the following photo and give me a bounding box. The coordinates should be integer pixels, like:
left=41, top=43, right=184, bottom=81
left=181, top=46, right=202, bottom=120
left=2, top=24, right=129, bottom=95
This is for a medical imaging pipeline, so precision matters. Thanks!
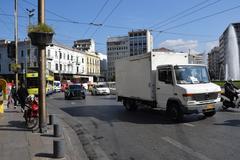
left=159, top=39, right=198, bottom=52
left=205, top=41, right=218, bottom=52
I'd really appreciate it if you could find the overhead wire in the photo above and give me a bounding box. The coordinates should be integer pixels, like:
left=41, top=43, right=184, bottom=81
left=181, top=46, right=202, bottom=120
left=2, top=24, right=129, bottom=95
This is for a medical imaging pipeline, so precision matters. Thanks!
left=82, top=0, right=110, bottom=38
left=90, top=0, right=123, bottom=38
left=153, top=0, right=222, bottom=30
left=149, top=0, right=210, bottom=29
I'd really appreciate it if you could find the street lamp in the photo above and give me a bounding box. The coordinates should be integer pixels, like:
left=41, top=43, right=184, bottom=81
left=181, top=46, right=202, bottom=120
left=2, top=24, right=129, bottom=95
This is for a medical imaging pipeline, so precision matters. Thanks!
left=26, top=8, right=35, bottom=26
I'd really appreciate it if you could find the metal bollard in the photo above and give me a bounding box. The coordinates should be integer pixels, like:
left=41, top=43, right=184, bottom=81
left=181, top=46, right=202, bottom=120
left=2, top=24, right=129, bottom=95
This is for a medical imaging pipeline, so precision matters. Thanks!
left=49, top=114, right=55, bottom=125
left=53, top=124, right=62, bottom=137
left=53, top=139, right=65, bottom=158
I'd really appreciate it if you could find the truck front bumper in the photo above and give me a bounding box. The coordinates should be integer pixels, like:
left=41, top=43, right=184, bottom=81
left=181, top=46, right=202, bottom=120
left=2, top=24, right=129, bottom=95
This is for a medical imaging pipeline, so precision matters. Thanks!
left=182, top=101, right=222, bottom=114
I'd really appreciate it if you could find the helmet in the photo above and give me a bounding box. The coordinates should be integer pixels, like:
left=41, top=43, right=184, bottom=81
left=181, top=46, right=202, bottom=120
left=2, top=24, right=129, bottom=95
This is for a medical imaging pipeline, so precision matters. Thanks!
left=25, top=95, right=35, bottom=103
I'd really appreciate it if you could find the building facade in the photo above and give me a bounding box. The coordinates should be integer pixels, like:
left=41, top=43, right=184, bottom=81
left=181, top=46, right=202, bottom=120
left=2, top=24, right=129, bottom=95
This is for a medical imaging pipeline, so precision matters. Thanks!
left=107, top=36, right=129, bottom=81
left=128, top=29, right=153, bottom=56
left=106, top=29, right=153, bottom=81
left=0, top=40, right=100, bottom=83
left=73, top=39, right=95, bottom=52
left=208, top=47, right=220, bottom=80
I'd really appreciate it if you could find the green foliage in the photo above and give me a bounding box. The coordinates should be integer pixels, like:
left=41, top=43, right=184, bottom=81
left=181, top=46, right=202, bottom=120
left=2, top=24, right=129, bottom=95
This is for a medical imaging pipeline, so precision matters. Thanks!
left=212, top=80, right=240, bottom=88
left=28, top=23, right=54, bottom=33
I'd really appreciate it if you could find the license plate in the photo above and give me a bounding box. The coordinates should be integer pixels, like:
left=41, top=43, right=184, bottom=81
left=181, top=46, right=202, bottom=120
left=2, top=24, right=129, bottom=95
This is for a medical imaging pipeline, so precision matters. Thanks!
left=207, top=104, right=214, bottom=109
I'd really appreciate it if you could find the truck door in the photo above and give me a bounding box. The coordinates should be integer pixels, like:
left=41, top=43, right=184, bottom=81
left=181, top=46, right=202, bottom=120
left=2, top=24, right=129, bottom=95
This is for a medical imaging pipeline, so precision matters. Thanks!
left=156, top=67, right=174, bottom=109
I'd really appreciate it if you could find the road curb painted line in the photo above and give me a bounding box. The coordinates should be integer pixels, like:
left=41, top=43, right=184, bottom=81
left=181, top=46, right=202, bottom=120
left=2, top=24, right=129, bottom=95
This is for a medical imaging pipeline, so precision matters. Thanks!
left=162, top=136, right=212, bottom=160
left=183, top=123, right=195, bottom=127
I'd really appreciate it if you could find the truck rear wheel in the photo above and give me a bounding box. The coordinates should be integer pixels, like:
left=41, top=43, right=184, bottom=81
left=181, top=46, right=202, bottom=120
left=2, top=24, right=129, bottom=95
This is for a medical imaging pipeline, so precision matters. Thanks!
left=123, top=99, right=138, bottom=111
left=167, top=103, right=183, bottom=122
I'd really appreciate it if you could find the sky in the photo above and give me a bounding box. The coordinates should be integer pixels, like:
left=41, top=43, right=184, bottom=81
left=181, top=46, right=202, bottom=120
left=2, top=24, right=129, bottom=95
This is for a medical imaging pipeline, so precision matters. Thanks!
left=0, top=0, right=240, bottom=55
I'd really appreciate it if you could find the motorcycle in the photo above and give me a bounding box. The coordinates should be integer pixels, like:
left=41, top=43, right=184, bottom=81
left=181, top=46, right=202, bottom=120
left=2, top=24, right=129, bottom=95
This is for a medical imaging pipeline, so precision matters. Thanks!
left=23, top=95, right=39, bottom=129
left=221, top=81, right=240, bottom=110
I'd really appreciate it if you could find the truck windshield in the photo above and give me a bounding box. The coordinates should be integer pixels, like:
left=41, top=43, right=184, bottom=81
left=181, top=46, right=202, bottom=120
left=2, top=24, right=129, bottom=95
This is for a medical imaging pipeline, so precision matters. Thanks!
left=174, top=65, right=210, bottom=84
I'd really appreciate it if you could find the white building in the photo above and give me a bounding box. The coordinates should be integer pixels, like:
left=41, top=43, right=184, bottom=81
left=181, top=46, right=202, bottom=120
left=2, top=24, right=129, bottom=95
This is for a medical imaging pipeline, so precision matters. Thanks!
left=128, top=29, right=153, bottom=56
left=0, top=40, right=91, bottom=82
left=107, top=36, right=129, bottom=81
left=106, top=29, right=153, bottom=80
left=73, top=39, right=95, bottom=52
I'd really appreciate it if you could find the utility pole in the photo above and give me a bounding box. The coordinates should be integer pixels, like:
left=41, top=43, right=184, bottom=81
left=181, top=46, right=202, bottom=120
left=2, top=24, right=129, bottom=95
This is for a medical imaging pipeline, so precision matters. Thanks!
left=14, top=0, right=18, bottom=89
left=38, top=0, right=47, bottom=133
left=26, top=9, right=35, bottom=85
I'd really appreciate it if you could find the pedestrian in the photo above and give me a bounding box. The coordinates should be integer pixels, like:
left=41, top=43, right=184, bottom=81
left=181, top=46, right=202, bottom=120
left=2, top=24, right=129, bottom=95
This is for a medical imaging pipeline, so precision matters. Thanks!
left=11, top=84, right=18, bottom=108
left=17, top=83, right=29, bottom=112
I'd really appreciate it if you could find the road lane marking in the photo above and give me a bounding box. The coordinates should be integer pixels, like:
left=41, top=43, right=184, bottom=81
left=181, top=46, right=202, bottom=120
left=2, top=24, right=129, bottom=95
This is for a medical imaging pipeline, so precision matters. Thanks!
left=183, top=123, right=195, bottom=127
left=162, top=137, right=212, bottom=160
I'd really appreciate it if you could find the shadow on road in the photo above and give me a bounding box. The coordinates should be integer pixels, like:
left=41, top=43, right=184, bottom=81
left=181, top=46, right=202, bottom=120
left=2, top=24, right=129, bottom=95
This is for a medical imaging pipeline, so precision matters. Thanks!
left=0, top=121, right=29, bottom=131
left=61, top=105, right=205, bottom=125
left=214, top=119, right=240, bottom=127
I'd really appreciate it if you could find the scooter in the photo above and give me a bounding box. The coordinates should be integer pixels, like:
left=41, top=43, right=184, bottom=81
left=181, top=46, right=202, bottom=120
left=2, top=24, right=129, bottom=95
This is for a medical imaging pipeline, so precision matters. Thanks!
left=23, top=95, right=39, bottom=129
left=221, top=83, right=240, bottom=110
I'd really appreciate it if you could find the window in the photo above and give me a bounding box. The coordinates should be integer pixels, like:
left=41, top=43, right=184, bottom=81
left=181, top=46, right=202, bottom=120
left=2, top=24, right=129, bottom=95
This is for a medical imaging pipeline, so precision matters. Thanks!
left=34, top=49, right=38, bottom=56
left=34, top=62, right=37, bottom=67
left=48, top=62, right=51, bottom=70
left=21, top=50, right=24, bottom=57
left=77, top=66, right=79, bottom=73
left=21, top=63, right=24, bottom=71
left=56, top=63, right=58, bottom=70
left=71, top=55, right=73, bottom=61
left=158, top=68, right=173, bottom=84
left=63, top=53, right=65, bottom=59
left=60, top=52, right=62, bottom=59
left=82, top=58, right=84, bottom=63
left=9, top=64, right=11, bottom=72
left=48, top=50, right=50, bottom=57
left=60, top=64, right=62, bottom=71
left=67, top=54, right=69, bottom=60
left=55, top=51, right=58, bottom=58
left=27, top=49, right=30, bottom=57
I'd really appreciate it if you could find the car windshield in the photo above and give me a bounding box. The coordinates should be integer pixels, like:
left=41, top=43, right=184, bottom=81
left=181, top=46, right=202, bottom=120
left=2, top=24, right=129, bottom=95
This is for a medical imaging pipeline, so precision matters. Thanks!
left=174, top=65, right=210, bottom=84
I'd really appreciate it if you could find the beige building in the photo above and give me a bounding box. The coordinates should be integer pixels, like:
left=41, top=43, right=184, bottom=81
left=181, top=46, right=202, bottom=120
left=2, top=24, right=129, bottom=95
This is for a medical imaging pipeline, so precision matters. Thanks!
left=85, top=52, right=100, bottom=76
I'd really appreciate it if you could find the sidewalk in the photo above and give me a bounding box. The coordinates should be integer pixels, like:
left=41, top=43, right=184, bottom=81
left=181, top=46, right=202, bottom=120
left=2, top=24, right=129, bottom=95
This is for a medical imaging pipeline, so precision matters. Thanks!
left=0, top=107, right=88, bottom=160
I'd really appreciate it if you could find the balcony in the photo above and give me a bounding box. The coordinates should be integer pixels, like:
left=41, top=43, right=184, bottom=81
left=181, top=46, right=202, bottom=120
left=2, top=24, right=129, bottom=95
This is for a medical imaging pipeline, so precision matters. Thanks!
left=46, top=55, right=54, bottom=60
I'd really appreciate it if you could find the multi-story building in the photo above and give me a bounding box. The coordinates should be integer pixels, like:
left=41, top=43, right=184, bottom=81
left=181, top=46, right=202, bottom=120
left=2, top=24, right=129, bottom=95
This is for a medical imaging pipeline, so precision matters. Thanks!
left=129, top=29, right=153, bottom=56
left=85, top=51, right=101, bottom=77
left=219, top=23, right=240, bottom=80
left=106, top=29, right=153, bottom=80
left=0, top=39, right=100, bottom=83
left=73, top=39, right=95, bottom=52
left=107, top=36, right=129, bottom=81
left=189, top=53, right=205, bottom=64
left=208, top=47, right=220, bottom=80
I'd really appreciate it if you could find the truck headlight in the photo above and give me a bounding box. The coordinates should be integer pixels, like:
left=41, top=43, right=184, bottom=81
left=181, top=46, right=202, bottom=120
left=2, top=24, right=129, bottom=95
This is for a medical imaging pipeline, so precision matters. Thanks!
left=217, top=91, right=221, bottom=99
left=182, top=93, right=194, bottom=101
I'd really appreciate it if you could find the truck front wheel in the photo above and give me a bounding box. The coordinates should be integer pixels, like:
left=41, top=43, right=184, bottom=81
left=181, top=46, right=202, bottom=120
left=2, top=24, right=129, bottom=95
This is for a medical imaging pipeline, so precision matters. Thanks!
left=123, top=99, right=138, bottom=111
left=167, top=103, right=183, bottom=122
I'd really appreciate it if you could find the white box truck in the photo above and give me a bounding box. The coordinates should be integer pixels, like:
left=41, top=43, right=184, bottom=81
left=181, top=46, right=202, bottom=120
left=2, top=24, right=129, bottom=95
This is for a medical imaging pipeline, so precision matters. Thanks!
left=115, top=52, right=222, bottom=121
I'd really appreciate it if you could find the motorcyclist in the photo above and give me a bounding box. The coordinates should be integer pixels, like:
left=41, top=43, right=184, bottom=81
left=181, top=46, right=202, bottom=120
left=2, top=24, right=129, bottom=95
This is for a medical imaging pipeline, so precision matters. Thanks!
left=224, top=79, right=239, bottom=102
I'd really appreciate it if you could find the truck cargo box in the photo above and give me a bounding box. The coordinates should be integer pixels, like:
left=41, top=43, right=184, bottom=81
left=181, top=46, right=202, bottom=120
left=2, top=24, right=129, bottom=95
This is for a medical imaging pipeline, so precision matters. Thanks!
left=115, top=51, right=188, bottom=101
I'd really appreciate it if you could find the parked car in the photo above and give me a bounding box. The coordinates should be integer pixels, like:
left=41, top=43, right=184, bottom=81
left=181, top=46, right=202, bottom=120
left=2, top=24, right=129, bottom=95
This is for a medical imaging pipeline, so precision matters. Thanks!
left=64, top=84, right=86, bottom=100
left=91, top=84, right=110, bottom=95
left=54, top=81, right=61, bottom=92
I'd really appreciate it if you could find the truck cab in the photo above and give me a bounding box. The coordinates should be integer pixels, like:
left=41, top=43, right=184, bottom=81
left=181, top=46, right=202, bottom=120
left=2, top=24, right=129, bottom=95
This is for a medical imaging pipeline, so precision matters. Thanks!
left=156, top=64, right=222, bottom=120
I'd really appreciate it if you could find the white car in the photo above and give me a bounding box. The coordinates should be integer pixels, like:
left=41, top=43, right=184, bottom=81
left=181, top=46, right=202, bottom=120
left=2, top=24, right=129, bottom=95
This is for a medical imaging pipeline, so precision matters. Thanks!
left=91, top=84, right=110, bottom=95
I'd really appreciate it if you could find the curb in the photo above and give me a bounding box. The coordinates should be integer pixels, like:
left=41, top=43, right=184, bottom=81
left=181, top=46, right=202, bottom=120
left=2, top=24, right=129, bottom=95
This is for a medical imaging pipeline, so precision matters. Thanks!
left=48, top=101, right=110, bottom=160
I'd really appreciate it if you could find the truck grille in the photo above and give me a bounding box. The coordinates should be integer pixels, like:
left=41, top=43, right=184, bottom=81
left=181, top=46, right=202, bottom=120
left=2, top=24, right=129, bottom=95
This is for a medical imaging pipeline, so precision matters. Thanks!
left=192, top=92, right=218, bottom=101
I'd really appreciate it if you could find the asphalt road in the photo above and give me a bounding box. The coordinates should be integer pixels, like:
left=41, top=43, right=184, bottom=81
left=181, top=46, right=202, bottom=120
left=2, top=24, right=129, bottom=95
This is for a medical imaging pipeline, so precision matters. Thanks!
left=48, top=93, right=240, bottom=160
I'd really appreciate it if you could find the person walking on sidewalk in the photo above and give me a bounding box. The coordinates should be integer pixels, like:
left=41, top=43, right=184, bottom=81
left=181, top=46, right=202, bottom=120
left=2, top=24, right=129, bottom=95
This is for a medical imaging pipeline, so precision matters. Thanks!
left=17, top=83, right=29, bottom=112
left=11, top=85, right=18, bottom=108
